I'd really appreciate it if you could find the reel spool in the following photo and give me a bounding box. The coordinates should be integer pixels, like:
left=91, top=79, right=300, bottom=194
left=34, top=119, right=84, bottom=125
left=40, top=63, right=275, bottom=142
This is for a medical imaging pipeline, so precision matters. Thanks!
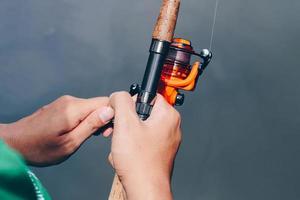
left=130, top=38, right=212, bottom=106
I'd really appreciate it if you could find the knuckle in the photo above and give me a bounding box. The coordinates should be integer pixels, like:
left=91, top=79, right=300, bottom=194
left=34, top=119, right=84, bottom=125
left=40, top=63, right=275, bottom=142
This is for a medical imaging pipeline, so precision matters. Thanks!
left=176, top=131, right=182, bottom=144
left=109, top=92, right=118, bottom=105
left=110, top=91, right=130, bottom=99
left=60, top=95, right=75, bottom=103
left=39, top=105, right=49, bottom=112
left=108, top=153, right=114, bottom=168
left=59, top=97, right=76, bottom=116
left=34, top=105, right=49, bottom=116
left=59, top=96, right=76, bottom=114
left=62, top=103, right=73, bottom=114
left=173, top=109, right=181, bottom=125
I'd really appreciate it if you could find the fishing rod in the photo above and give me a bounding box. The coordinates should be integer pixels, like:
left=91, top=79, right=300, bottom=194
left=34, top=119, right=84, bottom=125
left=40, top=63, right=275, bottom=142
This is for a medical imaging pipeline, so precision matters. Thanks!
left=109, top=0, right=212, bottom=199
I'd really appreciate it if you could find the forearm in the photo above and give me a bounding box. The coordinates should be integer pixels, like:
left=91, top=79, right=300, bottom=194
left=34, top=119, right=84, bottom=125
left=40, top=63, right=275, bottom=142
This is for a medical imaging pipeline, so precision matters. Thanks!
left=123, top=172, right=173, bottom=200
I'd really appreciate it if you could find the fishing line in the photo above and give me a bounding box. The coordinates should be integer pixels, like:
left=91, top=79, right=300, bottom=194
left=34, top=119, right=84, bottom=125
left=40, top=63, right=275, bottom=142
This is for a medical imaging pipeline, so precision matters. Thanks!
left=209, top=0, right=220, bottom=51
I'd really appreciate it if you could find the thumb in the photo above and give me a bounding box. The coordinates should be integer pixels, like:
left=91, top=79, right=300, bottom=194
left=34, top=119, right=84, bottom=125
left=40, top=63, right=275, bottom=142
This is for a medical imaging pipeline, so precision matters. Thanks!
left=69, top=106, right=114, bottom=145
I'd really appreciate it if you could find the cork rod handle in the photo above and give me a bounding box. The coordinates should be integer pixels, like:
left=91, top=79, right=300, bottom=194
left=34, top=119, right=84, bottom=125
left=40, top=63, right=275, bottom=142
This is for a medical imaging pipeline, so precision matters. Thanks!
left=152, top=0, right=181, bottom=42
left=108, top=175, right=126, bottom=200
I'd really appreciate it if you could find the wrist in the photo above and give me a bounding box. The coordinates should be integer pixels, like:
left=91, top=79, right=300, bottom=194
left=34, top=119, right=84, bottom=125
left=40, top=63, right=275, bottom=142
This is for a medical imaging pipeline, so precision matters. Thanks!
left=0, top=122, right=20, bottom=147
left=123, top=171, right=173, bottom=200
left=0, top=123, right=9, bottom=138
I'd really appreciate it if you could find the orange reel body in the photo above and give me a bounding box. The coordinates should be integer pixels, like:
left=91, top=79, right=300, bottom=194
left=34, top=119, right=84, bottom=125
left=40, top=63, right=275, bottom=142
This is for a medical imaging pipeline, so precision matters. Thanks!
left=158, top=38, right=211, bottom=106
left=129, top=38, right=212, bottom=107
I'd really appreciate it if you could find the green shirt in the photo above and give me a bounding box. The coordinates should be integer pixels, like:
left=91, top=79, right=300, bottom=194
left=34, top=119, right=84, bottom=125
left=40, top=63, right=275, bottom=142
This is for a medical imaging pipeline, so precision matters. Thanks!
left=0, top=140, right=51, bottom=200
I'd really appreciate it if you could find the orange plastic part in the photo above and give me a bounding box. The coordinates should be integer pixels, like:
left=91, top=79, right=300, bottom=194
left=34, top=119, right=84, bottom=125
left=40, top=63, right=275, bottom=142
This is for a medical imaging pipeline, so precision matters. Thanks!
left=159, top=61, right=200, bottom=105
left=173, top=38, right=191, bottom=46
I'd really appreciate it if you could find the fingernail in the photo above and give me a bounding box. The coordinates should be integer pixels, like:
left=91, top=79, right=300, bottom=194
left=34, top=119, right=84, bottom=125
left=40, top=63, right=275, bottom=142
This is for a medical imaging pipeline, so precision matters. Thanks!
left=103, top=128, right=113, bottom=138
left=98, top=107, right=114, bottom=123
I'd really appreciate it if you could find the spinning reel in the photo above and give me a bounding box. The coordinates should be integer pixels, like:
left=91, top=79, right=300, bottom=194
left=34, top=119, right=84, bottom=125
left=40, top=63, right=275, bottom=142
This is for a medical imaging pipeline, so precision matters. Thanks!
left=130, top=38, right=212, bottom=106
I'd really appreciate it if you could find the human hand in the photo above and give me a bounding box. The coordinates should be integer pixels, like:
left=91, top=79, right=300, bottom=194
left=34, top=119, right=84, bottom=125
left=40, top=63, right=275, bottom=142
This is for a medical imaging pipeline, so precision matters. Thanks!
left=109, top=92, right=182, bottom=200
left=0, top=95, right=114, bottom=167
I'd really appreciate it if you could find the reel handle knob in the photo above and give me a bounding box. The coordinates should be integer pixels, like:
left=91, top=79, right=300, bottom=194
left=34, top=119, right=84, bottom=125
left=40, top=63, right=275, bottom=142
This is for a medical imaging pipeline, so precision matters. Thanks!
left=129, top=83, right=140, bottom=96
left=175, top=93, right=185, bottom=106
left=199, top=49, right=213, bottom=71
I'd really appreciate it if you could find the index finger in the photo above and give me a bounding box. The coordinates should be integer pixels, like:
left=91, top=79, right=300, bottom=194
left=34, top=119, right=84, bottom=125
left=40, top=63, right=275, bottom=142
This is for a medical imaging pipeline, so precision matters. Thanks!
left=109, top=91, right=139, bottom=123
left=76, top=97, right=110, bottom=119
left=145, top=94, right=173, bottom=124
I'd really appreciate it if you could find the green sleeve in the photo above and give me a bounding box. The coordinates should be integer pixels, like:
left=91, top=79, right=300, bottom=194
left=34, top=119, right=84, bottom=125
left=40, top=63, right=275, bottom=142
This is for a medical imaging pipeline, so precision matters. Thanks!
left=0, top=140, right=51, bottom=200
